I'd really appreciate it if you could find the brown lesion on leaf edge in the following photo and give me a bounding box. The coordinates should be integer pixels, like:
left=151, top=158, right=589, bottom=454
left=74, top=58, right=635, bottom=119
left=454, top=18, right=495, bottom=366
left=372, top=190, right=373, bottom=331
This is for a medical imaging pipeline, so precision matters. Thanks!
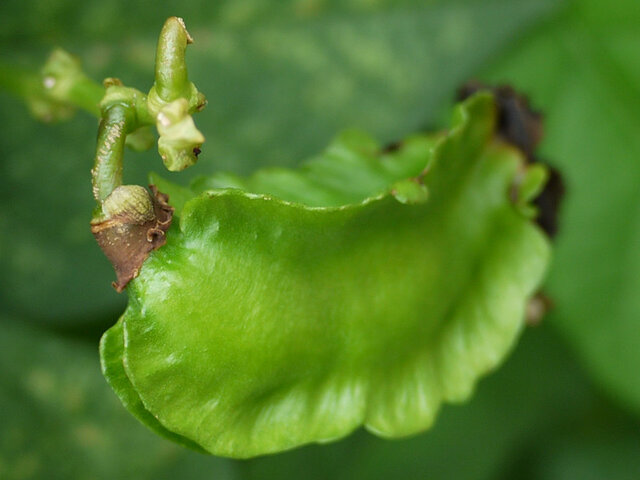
left=457, top=81, right=565, bottom=238
left=91, top=185, right=174, bottom=292
left=457, top=81, right=544, bottom=158
left=457, top=82, right=565, bottom=326
left=381, top=140, right=403, bottom=154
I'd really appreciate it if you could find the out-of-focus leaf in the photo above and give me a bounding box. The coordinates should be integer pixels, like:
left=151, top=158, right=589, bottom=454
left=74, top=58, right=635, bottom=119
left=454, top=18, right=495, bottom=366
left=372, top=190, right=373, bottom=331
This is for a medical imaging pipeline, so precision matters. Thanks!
left=0, top=0, right=560, bottom=323
left=0, top=0, right=560, bottom=46
left=480, top=0, right=640, bottom=415
left=0, top=317, right=236, bottom=480
left=530, top=431, right=640, bottom=480
left=238, top=326, right=596, bottom=480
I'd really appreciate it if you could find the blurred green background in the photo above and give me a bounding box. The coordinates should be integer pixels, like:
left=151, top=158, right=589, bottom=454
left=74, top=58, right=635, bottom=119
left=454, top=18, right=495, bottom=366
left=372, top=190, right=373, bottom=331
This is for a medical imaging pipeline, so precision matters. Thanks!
left=1, top=0, right=639, bottom=478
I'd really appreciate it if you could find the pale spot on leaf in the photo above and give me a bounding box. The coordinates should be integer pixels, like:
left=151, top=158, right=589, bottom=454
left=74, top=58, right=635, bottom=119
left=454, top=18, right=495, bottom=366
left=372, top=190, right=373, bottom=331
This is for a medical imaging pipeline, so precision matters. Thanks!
left=24, top=369, right=55, bottom=400
left=10, top=453, right=40, bottom=480
left=74, top=423, right=106, bottom=448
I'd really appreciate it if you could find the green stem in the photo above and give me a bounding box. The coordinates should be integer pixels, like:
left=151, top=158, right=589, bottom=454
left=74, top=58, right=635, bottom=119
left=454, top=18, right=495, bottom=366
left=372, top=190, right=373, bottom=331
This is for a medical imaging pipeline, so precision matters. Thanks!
left=0, top=16, right=205, bottom=208
left=0, top=57, right=104, bottom=120
left=63, top=76, right=104, bottom=116
left=154, top=17, right=193, bottom=102
left=92, top=104, right=134, bottom=205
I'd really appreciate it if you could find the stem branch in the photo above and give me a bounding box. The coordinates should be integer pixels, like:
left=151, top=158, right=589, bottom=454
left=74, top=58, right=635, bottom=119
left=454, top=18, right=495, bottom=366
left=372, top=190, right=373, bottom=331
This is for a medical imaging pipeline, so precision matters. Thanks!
left=92, top=104, right=133, bottom=204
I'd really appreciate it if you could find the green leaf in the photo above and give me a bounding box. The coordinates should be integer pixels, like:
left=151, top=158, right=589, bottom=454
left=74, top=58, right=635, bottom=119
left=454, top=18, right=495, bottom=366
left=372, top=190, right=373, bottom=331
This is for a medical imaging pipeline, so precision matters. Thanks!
left=104, top=93, right=550, bottom=457
left=160, top=128, right=439, bottom=212
left=0, top=0, right=560, bottom=324
left=99, top=319, right=207, bottom=453
left=529, top=428, right=640, bottom=480
left=0, top=317, right=236, bottom=480
left=239, top=326, right=598, bottom=480
left=2, top=0, right=639, bottom=474
left=480, top=0, right=640, bottom=415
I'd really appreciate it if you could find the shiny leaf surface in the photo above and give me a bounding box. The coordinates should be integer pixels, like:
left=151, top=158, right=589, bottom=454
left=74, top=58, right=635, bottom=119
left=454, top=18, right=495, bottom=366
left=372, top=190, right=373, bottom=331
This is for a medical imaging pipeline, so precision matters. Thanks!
left=104, top=94, right=550, bottom=457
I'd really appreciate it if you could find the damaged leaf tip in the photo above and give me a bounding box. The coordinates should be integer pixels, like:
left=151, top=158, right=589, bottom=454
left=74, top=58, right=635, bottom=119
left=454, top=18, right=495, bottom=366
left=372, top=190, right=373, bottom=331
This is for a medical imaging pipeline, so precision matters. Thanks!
left=457, top=81, right=564, bottom=237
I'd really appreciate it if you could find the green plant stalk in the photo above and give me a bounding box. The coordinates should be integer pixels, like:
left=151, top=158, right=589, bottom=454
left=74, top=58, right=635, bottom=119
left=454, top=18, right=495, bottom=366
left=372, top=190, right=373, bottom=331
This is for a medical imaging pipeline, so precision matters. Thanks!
left=92, top=16, right=205, bottom=212
left=0, top=21, right=204, bottom=223
left=0, top=17, right=204, bottom=217
left=61, top=76, right=104, bottom=116
left=148, top=17, right=205, bottom=117
left=83, top=17, right=204, bottom=290
left=91, top=104, right=134, bottom=205
left=154, top=17, right=193, bottom=102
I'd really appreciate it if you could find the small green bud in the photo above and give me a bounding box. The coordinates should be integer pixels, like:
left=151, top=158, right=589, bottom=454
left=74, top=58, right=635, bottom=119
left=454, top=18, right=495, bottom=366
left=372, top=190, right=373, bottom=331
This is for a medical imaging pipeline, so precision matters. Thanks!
left=41, top=49, right=104, bottom=116
left=102, top=185, right=156, bottom=223
left=102, top=77, right=124, bottom=88
left=41, top=49, right=85, bottom=101
left=14, top=50, right=83, bottom=122
left=146, top=17, right=205, bottom=117
left=156, top=98, right=205, bottom=171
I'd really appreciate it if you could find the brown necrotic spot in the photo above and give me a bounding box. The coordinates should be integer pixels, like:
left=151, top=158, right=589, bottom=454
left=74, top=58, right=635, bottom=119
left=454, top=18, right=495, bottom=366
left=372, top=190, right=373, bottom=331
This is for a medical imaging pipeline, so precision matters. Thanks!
left=533, top=166, right=565, bottom=237
left=457, top=81, right=543, bottom=158
left=526, top=292, right=553, bottom=327
left=91, top=185, right=174, bottom=292
left=457, top=81, right=564, bottom=238
left=381, top=140, right=402, bottom=154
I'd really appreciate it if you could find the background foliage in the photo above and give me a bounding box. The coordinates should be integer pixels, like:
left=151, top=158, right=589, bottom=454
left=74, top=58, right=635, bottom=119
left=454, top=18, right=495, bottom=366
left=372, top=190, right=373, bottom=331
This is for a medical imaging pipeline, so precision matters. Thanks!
left=0, top=0, right=638, bottom=478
